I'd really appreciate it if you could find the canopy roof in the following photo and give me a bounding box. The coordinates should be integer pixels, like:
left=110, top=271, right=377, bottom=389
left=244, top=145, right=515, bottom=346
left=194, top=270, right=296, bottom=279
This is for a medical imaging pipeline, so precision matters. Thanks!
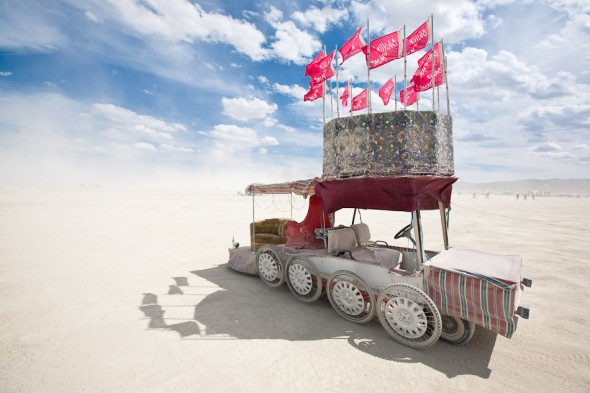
left=246, top=178, right=319, bottom=197
left=246, top=176, right=457, bottom=212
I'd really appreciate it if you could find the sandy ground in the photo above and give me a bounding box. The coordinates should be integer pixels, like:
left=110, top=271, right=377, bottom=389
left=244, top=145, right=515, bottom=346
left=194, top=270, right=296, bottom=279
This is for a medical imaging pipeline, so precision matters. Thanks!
left=0, top=187, right=588, bottom=392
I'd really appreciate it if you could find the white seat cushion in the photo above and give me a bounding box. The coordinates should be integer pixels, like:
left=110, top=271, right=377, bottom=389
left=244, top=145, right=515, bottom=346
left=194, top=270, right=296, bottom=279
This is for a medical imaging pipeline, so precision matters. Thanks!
left=327, top=228, right=357, bottom=254
left=352, top=247, right=402, bottom=269
left=350, top=223, right=371, bottom=245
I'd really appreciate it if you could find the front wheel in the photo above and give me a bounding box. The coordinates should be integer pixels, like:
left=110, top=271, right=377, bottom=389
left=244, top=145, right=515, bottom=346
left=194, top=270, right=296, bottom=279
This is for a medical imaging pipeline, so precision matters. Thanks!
left=440, top=315, right=476, bottom=346
left=255, top=245, right=284, bottom=288
left=377, top=283, right=442, bottom=349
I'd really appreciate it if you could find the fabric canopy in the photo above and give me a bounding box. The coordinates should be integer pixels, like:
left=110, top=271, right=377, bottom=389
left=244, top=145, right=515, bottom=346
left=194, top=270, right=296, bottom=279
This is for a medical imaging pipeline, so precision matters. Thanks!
left=245, top=178, right=319, bottom=197
left=314, top=176, right=457, bottom=213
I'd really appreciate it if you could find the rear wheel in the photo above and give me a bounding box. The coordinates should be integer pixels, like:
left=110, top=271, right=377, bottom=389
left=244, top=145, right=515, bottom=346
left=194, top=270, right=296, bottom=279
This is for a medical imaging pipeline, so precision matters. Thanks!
left=377, top=283, right=441, bottom=349
left=255, top=245, right=284, bottom=288
left=327, top=271, right=375, bottom=324
left=285, top=256, right=322, bottom=303
left=440, top=315, right=476, bottom=346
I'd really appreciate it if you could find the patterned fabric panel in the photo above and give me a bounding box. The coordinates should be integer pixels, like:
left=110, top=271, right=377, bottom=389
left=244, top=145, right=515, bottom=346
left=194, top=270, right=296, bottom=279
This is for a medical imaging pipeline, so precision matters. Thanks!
left=227, top=247, right=257, bottom=275
left=323, top=111, right=454, bottom=177
left=425, top=265, right=519, bottom=338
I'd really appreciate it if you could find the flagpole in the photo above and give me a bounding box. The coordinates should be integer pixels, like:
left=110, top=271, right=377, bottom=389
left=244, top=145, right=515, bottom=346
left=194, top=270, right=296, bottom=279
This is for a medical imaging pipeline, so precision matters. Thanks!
left=335, top=45, right=340, bottom=118
left=394, top=75, right=397, bottom=111
left=322, top=46, right=326, bottom=127
left=349, top=79, right=353, bottom=117
left=403, top=25, right=407, bottom=109
left=443, top=40, right=451, bottom=116
left=431, top=14, right=435, bottom=111
left=366, top=18, right=372, bottom=115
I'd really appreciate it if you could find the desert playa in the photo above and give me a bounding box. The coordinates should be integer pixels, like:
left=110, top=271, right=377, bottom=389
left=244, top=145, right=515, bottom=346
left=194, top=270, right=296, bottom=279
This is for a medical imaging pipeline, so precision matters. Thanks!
left=0, top=187, right=588, bottom=392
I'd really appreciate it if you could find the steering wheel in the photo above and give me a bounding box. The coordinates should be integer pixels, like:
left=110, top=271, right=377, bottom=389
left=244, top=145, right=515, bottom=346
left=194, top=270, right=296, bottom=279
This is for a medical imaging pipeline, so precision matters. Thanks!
left=394, top=223, right=413, bottom=239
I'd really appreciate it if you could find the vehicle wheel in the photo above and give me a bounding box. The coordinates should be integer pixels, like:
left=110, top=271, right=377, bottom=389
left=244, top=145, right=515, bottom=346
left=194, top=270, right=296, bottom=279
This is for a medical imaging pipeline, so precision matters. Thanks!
left=440, top=315, right=476, bottom=346
left=255, top=245, right=284, bottom=288
left=377, top=283, right=442, bottom=349
left=285, top=256, right=322, bottom=303
left=327, top=270, right=375, bottom=324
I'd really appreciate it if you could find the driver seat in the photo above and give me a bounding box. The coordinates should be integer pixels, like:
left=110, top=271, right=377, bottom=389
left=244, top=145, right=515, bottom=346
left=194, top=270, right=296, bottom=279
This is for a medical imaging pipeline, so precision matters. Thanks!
left=328, top=227, right=402, bottom=270
left=350, top=223, right=402, bottom=269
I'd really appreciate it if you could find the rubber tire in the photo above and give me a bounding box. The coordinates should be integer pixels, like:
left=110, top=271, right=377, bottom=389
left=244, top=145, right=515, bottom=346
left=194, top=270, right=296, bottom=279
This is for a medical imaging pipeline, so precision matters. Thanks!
left=327, top=270, right=375, bottom=324
left=440, top=315, right=476, bottom=346
left=285, top=256, right=323, bottom=303
left=255, top=245, right=285, bottom=288
left=377, top=283, right=442, bottom=349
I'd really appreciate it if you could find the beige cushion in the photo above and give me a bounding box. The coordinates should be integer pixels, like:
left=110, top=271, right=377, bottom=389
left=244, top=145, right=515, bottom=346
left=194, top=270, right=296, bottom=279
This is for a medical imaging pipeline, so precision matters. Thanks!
left=352, top=248, right=402, bottom=269
left=350, top=223, right=371, bottom=245
left=327, top=228, right=357, bottom=254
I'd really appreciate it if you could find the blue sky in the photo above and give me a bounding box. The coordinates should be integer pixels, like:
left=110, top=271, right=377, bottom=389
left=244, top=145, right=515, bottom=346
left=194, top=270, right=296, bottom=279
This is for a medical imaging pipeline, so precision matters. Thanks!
left=0, top=0, right=589, bottom=189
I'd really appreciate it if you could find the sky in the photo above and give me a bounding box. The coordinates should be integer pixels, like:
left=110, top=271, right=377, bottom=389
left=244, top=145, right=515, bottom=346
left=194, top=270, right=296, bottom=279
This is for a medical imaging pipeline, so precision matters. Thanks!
left=0, top=0, right=589, bottom=189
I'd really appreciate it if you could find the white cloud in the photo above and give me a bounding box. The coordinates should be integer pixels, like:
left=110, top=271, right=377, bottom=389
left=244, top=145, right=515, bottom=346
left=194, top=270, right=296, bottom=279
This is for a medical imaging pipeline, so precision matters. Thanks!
left=160, top=143, right=195, bottom=153
left=133, top=142, right=157, bottom=152
left=102, top=0, right=268, bottom=61
left=0, top=71, right=12, bottom=77
left=272, top=83, right=308, bottom=100
left=92, top=103, right=187, bottom=134
left=221, top=96, right=278, bottom=121
left=350, top=0, right=485, bottom=41
left=292, top=6, right=348, bottom=33
left=573, top=144, right=589, bottom=150
left=85, top=11, right=99, bottom=23
left=265, top=6, right=322, bottom=64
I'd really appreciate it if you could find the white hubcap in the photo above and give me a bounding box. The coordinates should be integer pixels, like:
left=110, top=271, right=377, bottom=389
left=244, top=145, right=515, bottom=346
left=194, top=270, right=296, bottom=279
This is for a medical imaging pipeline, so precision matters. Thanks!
left=385, top=296, right=427, bottom=338
left=289, top=263, right=312, bottom=295
left=259, top=253, right=278, bottom=281
left=333, top=281, right=364, bottom=316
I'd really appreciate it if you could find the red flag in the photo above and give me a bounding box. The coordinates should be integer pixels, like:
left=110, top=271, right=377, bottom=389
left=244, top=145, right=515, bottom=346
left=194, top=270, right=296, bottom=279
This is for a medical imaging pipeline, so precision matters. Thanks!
left=304, top=83, right=323, bottom=102
left=378, top=78, right=395, bottom=106
left=400, top=85, right=419, bottom=106
left=405, top=17, right=432, bottom=56
left=340, top=82, right=349, bottom=106
left=308, top=51, right=335, bottom=86
left=363, top=29, right=403, bottom=69
left=351, top=89, right=368, bottom=111
left=305, top=51, right=324, bottom=77
left=410, top=41, right=444, bottom=92
left=339, top=26, right=366, bottom=64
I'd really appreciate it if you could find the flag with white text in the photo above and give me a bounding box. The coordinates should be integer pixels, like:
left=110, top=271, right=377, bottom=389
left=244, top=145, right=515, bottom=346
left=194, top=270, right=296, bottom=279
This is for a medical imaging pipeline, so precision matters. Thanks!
left=339, top=26, right=366, bottom=65
left=378, top=78, right=395, bottom=106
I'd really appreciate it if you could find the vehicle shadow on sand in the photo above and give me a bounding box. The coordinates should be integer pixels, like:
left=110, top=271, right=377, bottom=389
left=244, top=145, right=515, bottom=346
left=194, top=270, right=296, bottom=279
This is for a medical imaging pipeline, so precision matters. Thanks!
left=139, top=264, right=496, bottom=379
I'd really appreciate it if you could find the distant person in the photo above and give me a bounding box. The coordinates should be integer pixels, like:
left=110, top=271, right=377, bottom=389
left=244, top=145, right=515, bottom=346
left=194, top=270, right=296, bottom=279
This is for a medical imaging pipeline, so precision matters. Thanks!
left=516, top=193, right=519, bottom=200
left=524, top=194, right=527, bottom=200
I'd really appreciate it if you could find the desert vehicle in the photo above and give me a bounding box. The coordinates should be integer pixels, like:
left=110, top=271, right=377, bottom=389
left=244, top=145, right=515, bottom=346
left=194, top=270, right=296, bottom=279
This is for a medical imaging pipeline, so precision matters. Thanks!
left=228, top=175, right=531, bottom=349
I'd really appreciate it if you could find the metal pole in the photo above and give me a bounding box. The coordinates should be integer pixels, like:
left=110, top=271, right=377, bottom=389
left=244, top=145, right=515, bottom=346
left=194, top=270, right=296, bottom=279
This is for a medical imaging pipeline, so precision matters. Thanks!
left=443, top=40, right=451, bottom=116
left=335, top=45, right=340, bottom=118
left=431, top=14, right=435, bottom=111
left=438, top=201, right=449, bottom=250
left=366, top=18, right=372, bottom=114
left=251, top=194, right=256, bottom=251
left=403, top=25, right=407, bottom=110
left=412, top=210, right=424, bottom=272
left=394, top=75, right=397, bottom=111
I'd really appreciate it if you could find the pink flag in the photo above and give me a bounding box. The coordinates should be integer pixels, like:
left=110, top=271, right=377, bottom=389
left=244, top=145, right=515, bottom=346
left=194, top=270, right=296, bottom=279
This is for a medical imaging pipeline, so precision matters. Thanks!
left=340, top=82, right=349, bottom=106
left=339, top=26, right=366, bottom=64
left=400, top=85, right=419, bottom=106
left=363, top=29, right=403, bottom=69
left=378, top=78, right=395, bottom=106
left=305, top=51, right=324, bottom=77
left=308, top=51, right=335, bottom=86
left=405, top=17, right=432, bottom=56
left=410, top=41, right=444, bottom=92
left=351, top=89, right=368, bottom=111
left=304, top=83, right=323, bottom=102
